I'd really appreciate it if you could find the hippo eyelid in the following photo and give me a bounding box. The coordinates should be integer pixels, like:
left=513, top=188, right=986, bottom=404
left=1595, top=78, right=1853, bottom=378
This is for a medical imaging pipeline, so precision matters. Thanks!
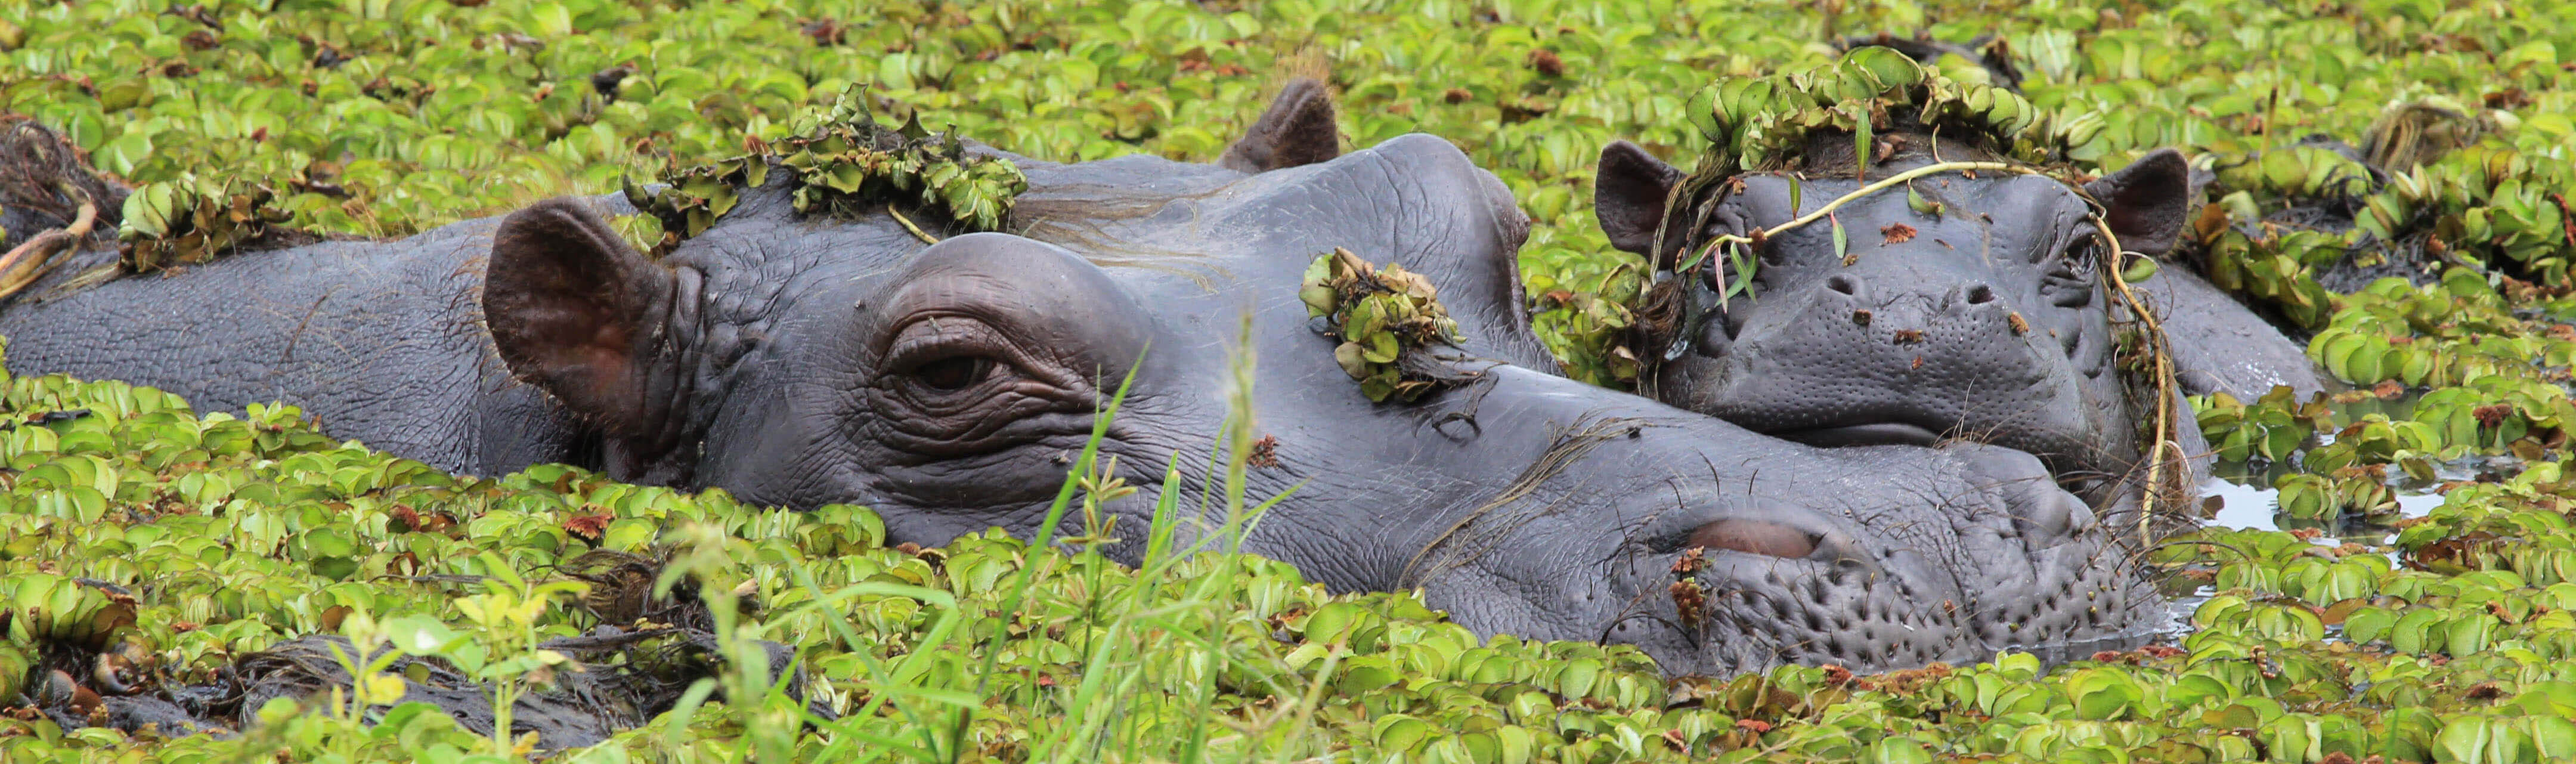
left=875, top=314, right=1085, bottom=405
left=884, top=313, right=1044, bottom=369
left=864, top=314, right=1097, bottom=457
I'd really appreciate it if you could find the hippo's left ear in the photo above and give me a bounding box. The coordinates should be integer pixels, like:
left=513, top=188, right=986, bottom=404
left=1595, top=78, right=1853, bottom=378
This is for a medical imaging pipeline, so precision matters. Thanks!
left=483, top=198, right=679, bottom=438
left=2083, top=149, right=2192, bottom=256
left=1593, top=140, right=1691, bottom=263
left=1219, top=78, right=1341, bottom=174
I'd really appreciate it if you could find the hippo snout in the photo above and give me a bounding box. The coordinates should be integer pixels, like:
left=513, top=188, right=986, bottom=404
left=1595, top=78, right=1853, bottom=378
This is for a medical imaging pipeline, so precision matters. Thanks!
left=1735, top=258, right=2057, bottom=391
left=1611, top=441, right=2148, bottom=676
left=1660, top=259, right=2107, bottom=471
left=1955, top=444, right=2100, bottom=543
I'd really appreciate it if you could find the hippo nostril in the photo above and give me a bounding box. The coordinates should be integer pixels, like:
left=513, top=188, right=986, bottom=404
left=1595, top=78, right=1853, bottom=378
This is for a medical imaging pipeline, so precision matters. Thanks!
left=2012, top=481, right=2097, bottom=541
left=1689, top=519, right=1820, bottom=559
left=1964, top=284, right=1996, bottom=305
left=1825, top=275, right=1861, bottom=296
left=1691, top=310, right=1736, bottom=357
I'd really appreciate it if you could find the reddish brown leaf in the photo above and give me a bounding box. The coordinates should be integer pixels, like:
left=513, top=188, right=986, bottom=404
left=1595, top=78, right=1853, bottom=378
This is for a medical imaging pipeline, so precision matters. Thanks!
left=562, top=509, right=612, bottom=541
left=1247, top=434, right=1281, bottom=469
left=1527, top=49, right=1563, bottom=77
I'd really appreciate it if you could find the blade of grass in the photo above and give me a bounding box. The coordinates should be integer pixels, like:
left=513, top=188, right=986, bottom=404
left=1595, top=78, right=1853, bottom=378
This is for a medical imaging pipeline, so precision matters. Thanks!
left=780, top=561, right=943, bottom=764
left=952, top=349, right=1147, bottom=757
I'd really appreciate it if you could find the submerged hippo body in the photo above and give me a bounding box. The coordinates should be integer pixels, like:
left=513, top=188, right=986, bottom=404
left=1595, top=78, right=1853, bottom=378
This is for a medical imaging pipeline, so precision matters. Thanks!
left=1594, top=130, right=2324, bottom=503
left=1, top=96, right=2153, bottom=676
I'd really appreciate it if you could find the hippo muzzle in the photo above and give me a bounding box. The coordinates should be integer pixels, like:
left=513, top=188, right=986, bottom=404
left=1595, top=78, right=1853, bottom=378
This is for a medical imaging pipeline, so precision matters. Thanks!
left=1407, top=368, right=2154, bottom=676
left=1661, top=244, right=2119, bottom=476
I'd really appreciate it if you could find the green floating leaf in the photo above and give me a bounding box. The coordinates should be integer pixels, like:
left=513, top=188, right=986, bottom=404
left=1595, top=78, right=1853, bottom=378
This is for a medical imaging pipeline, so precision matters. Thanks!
left=2120, top=254, right=2159, bottom=283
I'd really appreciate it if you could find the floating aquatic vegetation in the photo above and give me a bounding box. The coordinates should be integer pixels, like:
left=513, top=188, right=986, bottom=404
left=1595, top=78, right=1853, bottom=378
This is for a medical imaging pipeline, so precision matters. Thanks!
left=623, top=86, right=1026, bottom=255
left=1681, top=45, right=2090, bottom=185
left=14, top=0, right=2576, bottom=760
left=115, top=176, right=293, bottom=272
left=2184, top=99, right=2527, bottom=328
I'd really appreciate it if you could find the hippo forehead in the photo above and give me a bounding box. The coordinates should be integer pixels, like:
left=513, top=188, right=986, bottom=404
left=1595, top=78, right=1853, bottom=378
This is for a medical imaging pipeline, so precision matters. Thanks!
left=686, top=134, right=1523, bottom=317
left=1055, top=134, right=1525, bottom=286
left=1070, top=134, right=1535, bottom=363
left=1726, top=169, right=2097, bottom=270
left=720, top=133, right=1540, bottom=372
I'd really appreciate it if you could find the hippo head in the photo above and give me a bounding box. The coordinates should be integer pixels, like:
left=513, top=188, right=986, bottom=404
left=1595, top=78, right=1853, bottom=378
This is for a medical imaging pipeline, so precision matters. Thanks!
left=1595, top=131, right=2197, bottom=502
left=479, top=125, right=2156, bottom=675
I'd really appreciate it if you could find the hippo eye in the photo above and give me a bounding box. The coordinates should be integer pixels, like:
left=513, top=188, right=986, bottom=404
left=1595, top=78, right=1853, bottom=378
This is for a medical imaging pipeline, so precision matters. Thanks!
left=878, top=317, right=1042, bottom=403
left=2041, top=233, right=2098, bottom=308
left=911, top=355, right=995, bottom=391
left=2056, top=232, right=2102, bottom=270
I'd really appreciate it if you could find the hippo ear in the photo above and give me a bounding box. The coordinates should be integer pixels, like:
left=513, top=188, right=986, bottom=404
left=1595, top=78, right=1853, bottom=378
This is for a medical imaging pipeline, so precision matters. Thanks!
left=483, top=198, right=677, bottom=437
left=1219, top=78, right=1340, bottom=174
left=2083, top=149, right=2192, bottom=256
left=1593, top=140, right=1690, bottom=263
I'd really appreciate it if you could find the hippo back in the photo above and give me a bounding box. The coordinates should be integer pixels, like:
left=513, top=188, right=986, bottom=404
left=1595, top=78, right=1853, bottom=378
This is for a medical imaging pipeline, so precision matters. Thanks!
left=0, top=208, right=623, bottom=475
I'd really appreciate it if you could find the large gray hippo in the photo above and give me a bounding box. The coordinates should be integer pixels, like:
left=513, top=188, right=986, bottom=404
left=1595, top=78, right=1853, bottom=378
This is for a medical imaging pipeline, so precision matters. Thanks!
left=1592, top=107, right=2326, bottom=504
left=0, top=90, right=2151, bottom=678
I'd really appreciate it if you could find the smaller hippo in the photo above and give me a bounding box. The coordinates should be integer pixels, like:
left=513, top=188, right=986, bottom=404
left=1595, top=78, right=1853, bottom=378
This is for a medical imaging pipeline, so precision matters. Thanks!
left=1592, top=117, right=2324, bottom=505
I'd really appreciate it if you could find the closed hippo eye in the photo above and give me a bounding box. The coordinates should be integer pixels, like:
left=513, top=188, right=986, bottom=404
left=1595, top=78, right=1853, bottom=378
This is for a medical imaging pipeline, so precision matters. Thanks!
left=866, top=314, right=1092, bottom=456
left=857, top=234, right=1146, bottom=461
left=1689, top=519, right=1821, bottom=559
left=881, top=317, right=1030, bottom=400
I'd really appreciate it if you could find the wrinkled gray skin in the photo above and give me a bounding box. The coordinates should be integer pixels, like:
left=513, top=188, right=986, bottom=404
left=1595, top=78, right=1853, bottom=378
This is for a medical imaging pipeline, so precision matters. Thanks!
left=1, top=92, right=2152, bottom=677
left=1594, top=132, right=2323, bottom=501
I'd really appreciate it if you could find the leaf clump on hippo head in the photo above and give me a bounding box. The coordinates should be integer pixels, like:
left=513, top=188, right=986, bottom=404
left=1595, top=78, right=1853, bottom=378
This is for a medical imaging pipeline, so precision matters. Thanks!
left=1300, top=247, right=1478, bottom=403
left=622, top=86, right=1030, bottom=255
left=0, top=121, right=304, bottom=302
left=1684, top=45, right=2084, bottom=189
